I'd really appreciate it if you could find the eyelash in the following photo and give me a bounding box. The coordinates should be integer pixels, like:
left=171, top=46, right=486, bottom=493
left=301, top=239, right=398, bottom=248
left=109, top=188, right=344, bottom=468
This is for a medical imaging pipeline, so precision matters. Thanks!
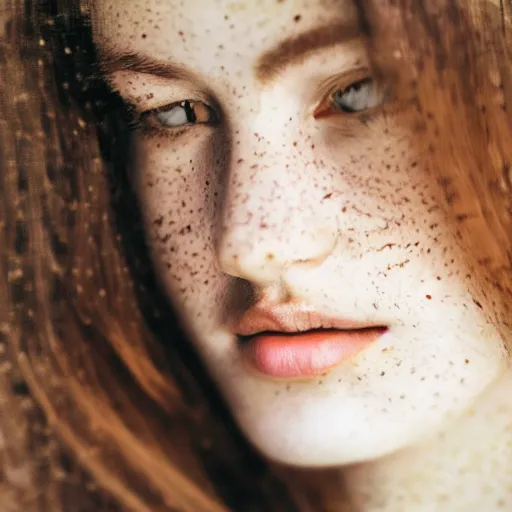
left=314, top=69, right=388, bottom=119
left=127, top=102, right=216, bottom=139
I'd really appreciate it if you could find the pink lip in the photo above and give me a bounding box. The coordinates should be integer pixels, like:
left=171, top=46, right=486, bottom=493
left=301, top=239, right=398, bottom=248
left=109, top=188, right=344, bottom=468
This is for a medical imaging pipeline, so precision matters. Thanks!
left=242, top=328, right=385, bottom=379
left=232, top=302, right=387, bottom=379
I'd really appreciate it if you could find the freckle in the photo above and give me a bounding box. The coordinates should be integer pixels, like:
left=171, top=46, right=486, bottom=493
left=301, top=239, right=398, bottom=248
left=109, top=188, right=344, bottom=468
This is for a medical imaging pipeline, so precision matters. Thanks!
left=473, top=298, right=483, bottom=309
left=293, top=14, right=302, bottom=22
left=380, top=371, right=385, bottom=376
left=266, top=253, right=274, bottom=261
left=465, top=359, right=470, bottom=364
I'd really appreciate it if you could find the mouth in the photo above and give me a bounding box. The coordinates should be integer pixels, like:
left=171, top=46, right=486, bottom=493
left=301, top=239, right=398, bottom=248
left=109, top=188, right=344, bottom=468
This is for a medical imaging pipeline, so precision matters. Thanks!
left=232, top=302, right=388, bottom=380
left=239, top=327, right=387, bottom=379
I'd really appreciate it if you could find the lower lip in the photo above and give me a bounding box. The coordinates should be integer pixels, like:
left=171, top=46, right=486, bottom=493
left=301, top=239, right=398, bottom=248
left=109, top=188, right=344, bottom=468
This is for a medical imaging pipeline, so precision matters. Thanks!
left=241, top=328, right=386, bottom=379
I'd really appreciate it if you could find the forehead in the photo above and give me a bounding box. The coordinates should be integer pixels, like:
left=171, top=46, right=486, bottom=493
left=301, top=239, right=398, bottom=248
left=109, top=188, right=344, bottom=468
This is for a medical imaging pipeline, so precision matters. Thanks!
left=92, top=0, right=358, bottom=74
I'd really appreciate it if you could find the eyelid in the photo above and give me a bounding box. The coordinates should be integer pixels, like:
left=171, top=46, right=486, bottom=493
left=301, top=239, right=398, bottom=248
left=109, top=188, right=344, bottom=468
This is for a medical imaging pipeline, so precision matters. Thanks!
left=312, top=68, right=390, bottom=121
left=141, top=99, right=194, bottom=117
left=109, top=66, right=221, bottom=111
left=140, top=99, right=220, bottom=127
left=306, top=67, right=372, bottom=118
left=315, top=68, right=371, bottom=101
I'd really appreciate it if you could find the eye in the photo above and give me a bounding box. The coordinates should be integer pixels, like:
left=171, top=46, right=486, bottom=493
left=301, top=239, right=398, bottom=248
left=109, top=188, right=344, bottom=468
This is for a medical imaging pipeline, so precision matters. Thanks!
left=314, top=77, right=386, bottom=119
left=143, top=100, right=218, bottom=128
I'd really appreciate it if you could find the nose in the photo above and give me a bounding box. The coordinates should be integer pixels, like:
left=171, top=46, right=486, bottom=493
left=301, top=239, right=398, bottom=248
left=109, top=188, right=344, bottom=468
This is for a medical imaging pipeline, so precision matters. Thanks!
left=218, top=217, right=337, bottom=285
left=216, top=126, right=339, bottom=286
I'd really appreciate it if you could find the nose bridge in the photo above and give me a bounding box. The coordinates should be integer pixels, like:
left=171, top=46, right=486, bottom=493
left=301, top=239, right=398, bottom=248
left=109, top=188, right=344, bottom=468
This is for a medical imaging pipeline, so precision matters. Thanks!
left=216, top=109, right=338, bottom=284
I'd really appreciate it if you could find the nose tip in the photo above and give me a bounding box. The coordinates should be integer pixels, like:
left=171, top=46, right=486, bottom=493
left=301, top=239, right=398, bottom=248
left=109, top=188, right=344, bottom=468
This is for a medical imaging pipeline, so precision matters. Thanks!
left=217, top=222, right=338, bottom=285
left=219, top=241, right=283, bottom=285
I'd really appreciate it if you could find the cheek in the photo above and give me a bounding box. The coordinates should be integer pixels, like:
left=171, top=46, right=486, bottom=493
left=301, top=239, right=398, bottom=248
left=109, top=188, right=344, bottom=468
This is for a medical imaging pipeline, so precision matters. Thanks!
left=318, top=126, right=483, bottom=307
left=322, top=123, right=443, bottom=255
left=323, top=118, right=429, bottom=211
left=132, top=133, right=229, bottom=316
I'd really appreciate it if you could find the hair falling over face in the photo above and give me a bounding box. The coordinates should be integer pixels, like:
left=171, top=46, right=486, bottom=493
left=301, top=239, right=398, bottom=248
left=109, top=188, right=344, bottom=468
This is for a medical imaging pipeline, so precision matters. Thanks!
left=0, top=0, right=511, bottom=511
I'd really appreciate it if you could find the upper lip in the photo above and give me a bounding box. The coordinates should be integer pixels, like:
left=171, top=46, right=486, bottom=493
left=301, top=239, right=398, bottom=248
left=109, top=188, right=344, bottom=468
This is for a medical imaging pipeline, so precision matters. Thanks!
left=231, top=300, right=385, bottom=337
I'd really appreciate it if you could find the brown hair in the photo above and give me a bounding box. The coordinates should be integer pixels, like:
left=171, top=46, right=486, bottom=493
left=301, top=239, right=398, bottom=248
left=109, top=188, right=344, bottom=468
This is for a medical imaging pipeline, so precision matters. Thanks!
left=0, top=2, right=298, bottom=511
left=360, top=0, right=512, bottom=300
left=0, top=1, right=511, bottom=511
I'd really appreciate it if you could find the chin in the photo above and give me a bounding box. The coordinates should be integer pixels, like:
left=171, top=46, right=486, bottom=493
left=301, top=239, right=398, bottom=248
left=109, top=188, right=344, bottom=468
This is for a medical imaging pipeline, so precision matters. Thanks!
left=243, top=425, right=403, bottom=468
left=233, top=402, right=423, bottom=468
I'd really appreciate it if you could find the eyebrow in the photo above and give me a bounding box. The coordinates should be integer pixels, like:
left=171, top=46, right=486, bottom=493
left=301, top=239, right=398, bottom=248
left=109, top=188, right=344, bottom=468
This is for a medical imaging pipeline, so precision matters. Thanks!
left=255, top=20, right=362, bottom=83
left=98, top=19, right=362, bottom=84
left=98, top=49, right=192, bottom=81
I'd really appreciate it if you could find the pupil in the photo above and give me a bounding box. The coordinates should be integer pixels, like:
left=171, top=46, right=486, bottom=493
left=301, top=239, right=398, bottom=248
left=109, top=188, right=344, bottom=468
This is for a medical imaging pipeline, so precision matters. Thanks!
left=183, top=101, right=197, bottom=123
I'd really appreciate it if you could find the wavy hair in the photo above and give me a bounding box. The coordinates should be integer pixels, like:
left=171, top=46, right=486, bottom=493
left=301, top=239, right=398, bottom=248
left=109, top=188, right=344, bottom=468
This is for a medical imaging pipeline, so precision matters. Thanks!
left=0, top=1, right=510, bottom=511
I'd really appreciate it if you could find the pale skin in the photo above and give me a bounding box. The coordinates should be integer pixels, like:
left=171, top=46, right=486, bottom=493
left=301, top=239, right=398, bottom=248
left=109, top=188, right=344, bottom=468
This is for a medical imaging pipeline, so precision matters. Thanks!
left=93, top=1, right=512, bottom=510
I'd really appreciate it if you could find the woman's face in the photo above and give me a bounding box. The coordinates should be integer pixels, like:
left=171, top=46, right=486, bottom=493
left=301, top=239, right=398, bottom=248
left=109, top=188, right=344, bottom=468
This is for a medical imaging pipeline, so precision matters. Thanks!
left=93, top=0, right=508, bottom=466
